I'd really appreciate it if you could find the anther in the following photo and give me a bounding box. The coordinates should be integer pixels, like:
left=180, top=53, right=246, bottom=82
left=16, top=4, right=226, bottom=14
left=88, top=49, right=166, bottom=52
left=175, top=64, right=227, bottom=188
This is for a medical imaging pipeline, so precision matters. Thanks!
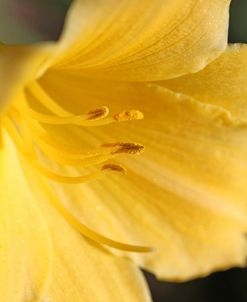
left=102, top=164, right=127, bottom=174
left=86, top=106, right=109, bottom=120
left=113, top=110, right=144, bottom=122
left=102, top=143, right=144, bottom=155
left=20, top=103, right=110, bottom=126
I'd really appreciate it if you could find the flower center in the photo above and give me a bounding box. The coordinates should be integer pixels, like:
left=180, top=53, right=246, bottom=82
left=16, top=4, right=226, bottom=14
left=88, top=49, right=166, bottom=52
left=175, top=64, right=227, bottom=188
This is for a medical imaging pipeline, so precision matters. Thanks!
left=2, top=81, right=152, bottom=253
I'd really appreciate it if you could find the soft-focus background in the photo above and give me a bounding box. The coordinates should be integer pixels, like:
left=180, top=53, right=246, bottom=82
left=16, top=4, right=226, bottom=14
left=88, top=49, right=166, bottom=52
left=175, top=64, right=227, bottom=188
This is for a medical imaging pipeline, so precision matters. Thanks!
left=0, top=0, right=247, bottom=301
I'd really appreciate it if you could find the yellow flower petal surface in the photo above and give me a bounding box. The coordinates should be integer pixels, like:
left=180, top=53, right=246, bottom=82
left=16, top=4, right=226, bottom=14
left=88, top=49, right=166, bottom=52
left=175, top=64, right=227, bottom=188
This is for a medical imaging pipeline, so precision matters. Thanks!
left=161, top=44, right=247, bottom=120
left=0, top=0, right=243, bottom=290
left=50, top=0, right=231, bottom=81
left=37, top=72, right=247, bottom=280
left=0, top=130, right=151, bottom=302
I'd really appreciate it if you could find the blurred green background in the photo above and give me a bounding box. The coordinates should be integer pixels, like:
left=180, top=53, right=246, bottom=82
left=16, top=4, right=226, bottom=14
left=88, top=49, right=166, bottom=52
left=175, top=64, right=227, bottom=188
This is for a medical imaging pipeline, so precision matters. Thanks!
left=0, top=0, right=247, bottom=301
left=0, top=0, right=247, bottom=44
left=0, top=0, right=71, bottom=43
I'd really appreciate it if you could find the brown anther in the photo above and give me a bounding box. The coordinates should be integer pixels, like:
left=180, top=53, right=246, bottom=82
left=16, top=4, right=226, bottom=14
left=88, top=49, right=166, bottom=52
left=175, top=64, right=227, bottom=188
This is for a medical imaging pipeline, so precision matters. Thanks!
left=101, top=164, right=127, bottom=174
left=87, top=106, right=109, bottom=120
left=102, top=143, right=144, bottom=155
left=113, top=110, right=144, bottom=122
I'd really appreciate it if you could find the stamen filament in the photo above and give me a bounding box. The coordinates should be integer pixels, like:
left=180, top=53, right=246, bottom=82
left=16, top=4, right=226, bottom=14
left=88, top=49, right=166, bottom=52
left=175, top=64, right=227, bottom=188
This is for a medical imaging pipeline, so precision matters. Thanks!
left=21, top=105, right=110, bottom=125
left=36, top=177, right=153, bottom=253
left=24, top=120, right=115, bottom=157
left=32, top=162, right=126, bottom=184
left=4, top=117, right=152, bottom=253
left=31, top=163, right=106, bottom=184
left=36, top=138, right=112, bottom=167
left=17, top=112, right=144, bottom=165
left=27, top=81, right=71, bottom=116
left=36, top=137, right=144, bottom=167
left=4, top=83, right=150, bottom=254
left=18, top=96, right=143, bottom=127
left=3, top=118, right=125, bottom=184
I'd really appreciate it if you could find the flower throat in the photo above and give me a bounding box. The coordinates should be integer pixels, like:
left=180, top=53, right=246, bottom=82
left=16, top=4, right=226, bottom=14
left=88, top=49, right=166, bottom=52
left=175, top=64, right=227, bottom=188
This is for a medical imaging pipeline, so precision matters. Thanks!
left=3, top=81, right=152, bottom=254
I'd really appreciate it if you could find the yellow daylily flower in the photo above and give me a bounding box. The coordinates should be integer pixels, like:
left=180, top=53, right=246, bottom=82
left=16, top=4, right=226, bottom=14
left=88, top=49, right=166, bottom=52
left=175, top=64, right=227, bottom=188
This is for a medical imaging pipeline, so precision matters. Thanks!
left=1, top=0, right=246, bottom=300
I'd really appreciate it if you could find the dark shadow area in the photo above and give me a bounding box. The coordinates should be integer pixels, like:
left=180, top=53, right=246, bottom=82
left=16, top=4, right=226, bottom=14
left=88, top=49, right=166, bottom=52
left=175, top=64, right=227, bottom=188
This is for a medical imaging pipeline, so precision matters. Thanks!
left=229, top=0, right=247, bottom=43
left=145, top=268, right=247, bottom=302
left=0, top=0, right=72, bottom=43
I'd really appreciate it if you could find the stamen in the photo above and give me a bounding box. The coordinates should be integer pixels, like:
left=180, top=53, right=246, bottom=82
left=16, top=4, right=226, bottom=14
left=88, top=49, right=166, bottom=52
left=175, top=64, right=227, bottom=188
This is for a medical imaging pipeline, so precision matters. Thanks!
left=27, top=81, right=71, bottom=116
left=32, top=161, right=127, bottom=184
left=102, top=164, right=127, bottom=174
left=87, top=107, right=110, bottom=120
left=102, top=143, right=144, bottom=155
left=82, top=109, right=144, bottom=126
left=27, top=83, right=145, bottom=124
left=32, top=162, right=111, bottom=184
left=7, top=109, right=30, bottom=142
left=35, top=131, right=111, bottom=158
left=3, top=118, right=126, bottom=184
left=4, top=84, right=150, bottom=254
left=18, top=97, right=144, bottom=127
left=113, top=110, right=144, bottom=122
left=21, top=104, right=110, bottom=125
left=24, top=120, right=113, bottom=166
left=36, top=177, right=153, bottom=253
left=5, top=117, right=152, bottom=253
left=20, top=119, right=91, bottom=155
left=32, top=132, right=143, bottom=167
left=35, top=138, right=113, bottom=167
left=7, top=110, right=144, bottom=171
left=24, top=121, right=125, bottom=166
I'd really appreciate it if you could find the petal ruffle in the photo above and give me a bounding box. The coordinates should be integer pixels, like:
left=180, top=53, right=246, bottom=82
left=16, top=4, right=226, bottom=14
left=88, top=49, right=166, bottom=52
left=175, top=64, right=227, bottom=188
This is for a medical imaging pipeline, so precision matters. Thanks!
left=50, top=0, right=231, bottom=81
left=36, top=72, right=247, bottom=280
left=0, top=130, right=151, bottom=302
left=161, top=44, right=247, bottom=120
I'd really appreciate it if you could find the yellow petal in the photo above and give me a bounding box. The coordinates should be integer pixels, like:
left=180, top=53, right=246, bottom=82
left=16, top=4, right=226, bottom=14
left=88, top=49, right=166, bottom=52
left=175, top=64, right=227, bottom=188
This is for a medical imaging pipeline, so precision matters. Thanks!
left=37, top=73, right=247, bottom=280
left=0, top=130, right=151, bottom=302
left=50, top=0, right=230, bottom=81
left=0, top=131, right=51, bottom=301
left=0, top=44, right=53, bottom=112
left=161, top=44, right=247, bottom=120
